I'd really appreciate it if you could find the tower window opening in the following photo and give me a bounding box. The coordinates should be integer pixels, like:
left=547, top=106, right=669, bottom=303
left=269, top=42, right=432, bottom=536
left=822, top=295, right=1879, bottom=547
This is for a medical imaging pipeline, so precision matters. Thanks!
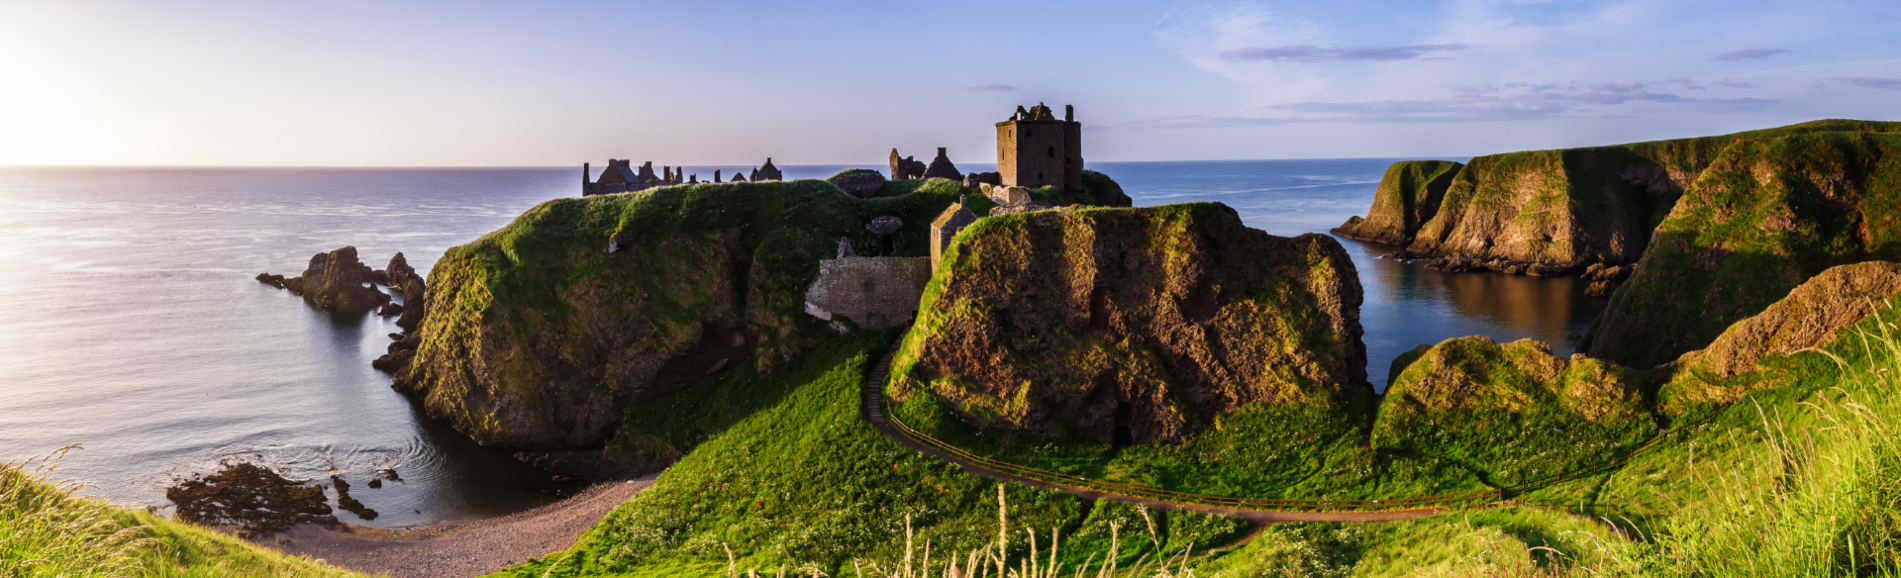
left=1027, top=128, right=1034, bottom=137
left=1048, top=147, right=1055, bottom=158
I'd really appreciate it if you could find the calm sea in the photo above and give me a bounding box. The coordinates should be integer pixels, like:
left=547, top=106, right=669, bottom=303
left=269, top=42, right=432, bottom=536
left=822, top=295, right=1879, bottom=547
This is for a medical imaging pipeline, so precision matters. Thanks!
left=0, top=161, right=1604, bottom=525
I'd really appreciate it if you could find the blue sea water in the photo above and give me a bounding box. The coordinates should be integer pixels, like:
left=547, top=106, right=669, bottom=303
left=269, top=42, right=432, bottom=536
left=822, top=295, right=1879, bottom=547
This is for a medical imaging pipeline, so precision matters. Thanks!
left=0, top=161, right=1605, bottom=525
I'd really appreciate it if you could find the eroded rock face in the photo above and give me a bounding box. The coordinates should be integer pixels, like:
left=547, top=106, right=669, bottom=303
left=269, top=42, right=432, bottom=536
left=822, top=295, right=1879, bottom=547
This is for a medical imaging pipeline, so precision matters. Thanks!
left=889, top=202, right=1368, bottom=445
left=1332, top=160, right=1462, bottom=246
left=829, top=170, right=887, bottom=198
left=1583, top=131, right=1901, bottom=368
left=1371, top=336, right=1656, bottom=486
left=1659, top=261, right=1901, bottom=415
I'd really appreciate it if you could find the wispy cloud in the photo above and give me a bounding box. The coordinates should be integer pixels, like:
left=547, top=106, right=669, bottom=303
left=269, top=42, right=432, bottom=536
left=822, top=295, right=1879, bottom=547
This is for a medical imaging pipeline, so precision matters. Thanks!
left=1713, top=78, right=1755, bottom=88
left=966, top=84, right=1015, bottom=91
left=1126, top=79, right=1775, bottom=127
left=1219, top=43, right=1468, bottom=63
left=1665, top=78, right=1707, bottom=90
left=1835, top=77, right=1901, bottom=90
left=1714, top=48, right=1788, bottom=61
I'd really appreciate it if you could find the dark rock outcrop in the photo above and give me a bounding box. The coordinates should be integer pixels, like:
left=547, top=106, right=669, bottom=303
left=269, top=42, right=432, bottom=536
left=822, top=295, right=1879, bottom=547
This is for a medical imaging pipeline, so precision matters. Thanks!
left=1332, top=160, right=1462, bottom=246
left=166, top=462, right=337, bottom=538
left=1582, top=129, right=1901, bottom=368
left=964, top=172, right=1001, bottom=188
left=259, top=246, right=390, bottom=315
left=889, top=202, right=1367, bottom=445
left=828, top=169, right=887, bottom=198
left=922, top=147, right=962, bottom=181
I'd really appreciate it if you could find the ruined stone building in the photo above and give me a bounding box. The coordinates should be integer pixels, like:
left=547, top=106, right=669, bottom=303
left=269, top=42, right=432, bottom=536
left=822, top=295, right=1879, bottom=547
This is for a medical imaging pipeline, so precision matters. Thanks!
left=583, top=159, right=682, bottom=196
left=889, top=149, right=926, bottom=180
left=922, top=148, right=962, bottom=181
left=804, top=216, right=932, bottom=329
left=929, top=196, right=978, bottom=272
left=996, top=103, right=1082, bottom=190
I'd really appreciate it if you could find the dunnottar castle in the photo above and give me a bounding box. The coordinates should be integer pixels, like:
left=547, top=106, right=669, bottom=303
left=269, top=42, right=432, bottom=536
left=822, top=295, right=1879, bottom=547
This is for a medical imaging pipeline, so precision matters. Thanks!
left=584, top=103, right=1086, bottom=331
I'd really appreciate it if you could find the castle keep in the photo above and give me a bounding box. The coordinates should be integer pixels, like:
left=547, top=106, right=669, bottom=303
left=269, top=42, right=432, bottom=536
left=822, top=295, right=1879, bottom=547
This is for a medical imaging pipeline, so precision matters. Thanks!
left=996, top=103, right=1082, bottom=190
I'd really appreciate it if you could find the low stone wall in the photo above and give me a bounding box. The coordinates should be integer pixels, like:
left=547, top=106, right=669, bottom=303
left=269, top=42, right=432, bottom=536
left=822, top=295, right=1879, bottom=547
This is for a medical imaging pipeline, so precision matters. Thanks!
left=804, top=256, right=932, bottom=329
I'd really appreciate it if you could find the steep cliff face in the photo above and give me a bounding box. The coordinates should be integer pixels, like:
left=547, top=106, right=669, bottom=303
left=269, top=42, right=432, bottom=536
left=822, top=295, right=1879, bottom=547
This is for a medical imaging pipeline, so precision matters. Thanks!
left=887, top=202, right=1368, bottom=445
left=1371, top=337, right=1657, bottom=486
left=1332, top=160, right=1463, bottom=246
left=1656, top=261, right=1901, bottom=416
left=392, top=176, right=1131, bottom=451
left=1581, top=131, right=1901, bottom=368
left=1369, top=120, right=1901, bottom=275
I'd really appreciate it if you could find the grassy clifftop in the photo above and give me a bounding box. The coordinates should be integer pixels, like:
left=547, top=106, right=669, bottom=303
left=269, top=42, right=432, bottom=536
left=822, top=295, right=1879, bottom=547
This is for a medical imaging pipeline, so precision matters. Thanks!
left=1582, top=129, right=1901, bottom=368
left=394, top=172, right=1131, bottom=451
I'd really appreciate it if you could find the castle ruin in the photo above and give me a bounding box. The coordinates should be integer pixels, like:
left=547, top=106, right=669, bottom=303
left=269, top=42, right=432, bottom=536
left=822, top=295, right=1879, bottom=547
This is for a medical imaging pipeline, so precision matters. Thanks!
left=996, top=103, right=1082, bottom=190
left=582, top=158, right=781, bottom=196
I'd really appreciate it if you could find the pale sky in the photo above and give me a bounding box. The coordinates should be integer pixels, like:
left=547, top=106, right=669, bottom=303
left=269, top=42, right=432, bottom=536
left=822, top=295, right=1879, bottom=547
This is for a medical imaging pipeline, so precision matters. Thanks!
left=2, top=0, right=1898, bottom=166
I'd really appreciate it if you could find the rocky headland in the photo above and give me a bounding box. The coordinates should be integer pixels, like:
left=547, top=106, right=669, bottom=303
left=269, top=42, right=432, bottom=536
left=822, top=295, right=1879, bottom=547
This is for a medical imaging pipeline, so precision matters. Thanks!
left=382, top=174, right=1132, bottom=457
left=257, top=246, right=392, bottom=315
left=886, top=202, right=1368, bottom=445
left=1338, top=120, right=1901, bottom=283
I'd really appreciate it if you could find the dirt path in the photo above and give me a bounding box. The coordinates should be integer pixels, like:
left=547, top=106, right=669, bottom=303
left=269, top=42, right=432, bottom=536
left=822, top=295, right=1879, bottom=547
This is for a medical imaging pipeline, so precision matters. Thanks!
left=263, top=477, right=653, bottom=578
left=861, top=347, right=1447, bottom=524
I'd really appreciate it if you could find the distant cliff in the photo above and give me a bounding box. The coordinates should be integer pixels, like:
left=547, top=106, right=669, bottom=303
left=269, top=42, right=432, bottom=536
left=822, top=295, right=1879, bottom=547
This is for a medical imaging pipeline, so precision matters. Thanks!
left=1582, top=130, right=1901, bottom=368
left=1339, top=120, right=1901, bottom=277
left=887, top=202, right=1368, bottom=445
left=390, top=174, right=1131, bottom=451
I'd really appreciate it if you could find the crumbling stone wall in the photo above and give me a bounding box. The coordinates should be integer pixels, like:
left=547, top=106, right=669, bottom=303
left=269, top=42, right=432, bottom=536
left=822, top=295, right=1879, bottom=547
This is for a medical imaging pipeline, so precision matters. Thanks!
left=803, top=256, right=933, bottom=329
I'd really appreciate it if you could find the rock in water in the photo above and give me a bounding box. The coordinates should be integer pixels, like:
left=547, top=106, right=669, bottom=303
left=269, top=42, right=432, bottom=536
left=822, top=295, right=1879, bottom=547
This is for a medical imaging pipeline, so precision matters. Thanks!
left=888, top=202, right=1368, bottom=444
left=386, top=252, right=425, bottom=294
left=295, top=246, right=389, bottom=315
left=166, top=462, right=337, bottom=538
left=1331, top=160, right=1462, bottom=246
left=1583, top=129, right=1901, bottom=368
left=828, top=169, right=886, bottom=198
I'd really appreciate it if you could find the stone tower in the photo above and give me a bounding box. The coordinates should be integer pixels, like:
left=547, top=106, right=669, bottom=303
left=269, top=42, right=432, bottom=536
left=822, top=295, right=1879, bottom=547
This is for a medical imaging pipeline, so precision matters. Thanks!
left=996, top=103, right=1082, bottom=190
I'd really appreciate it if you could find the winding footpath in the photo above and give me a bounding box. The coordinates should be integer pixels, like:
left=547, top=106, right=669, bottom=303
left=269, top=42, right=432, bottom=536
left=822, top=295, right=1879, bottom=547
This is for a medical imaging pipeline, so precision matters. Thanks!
left=860, top=344, right=1449, bottom=524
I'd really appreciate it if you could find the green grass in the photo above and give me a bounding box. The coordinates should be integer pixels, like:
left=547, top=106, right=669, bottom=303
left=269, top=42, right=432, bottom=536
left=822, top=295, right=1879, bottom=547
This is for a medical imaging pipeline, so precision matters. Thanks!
left=1, top=452, right=360, bottom=578
left=495, top=330, right=1247, bottom=577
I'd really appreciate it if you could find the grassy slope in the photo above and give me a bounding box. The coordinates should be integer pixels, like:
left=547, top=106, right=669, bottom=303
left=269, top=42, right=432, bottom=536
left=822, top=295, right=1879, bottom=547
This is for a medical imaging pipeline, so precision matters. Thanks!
left=1582, top=129, right=1901, bottom=369
left=493, top=330, right=1246, bottom=577
left=1, top=463, right=358, bottom=578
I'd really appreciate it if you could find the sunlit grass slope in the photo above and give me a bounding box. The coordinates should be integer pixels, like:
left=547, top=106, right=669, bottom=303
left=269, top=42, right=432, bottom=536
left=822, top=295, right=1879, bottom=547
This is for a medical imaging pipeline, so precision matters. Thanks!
left=1, top=456, right=360, bottom=578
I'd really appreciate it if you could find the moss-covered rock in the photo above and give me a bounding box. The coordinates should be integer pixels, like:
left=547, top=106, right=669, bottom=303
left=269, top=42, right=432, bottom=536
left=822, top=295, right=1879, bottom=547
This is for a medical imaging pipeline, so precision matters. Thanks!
left=1394, top=120, right=1901, bottom=275
left=1581, top=130, right=1901, bottom=368
left=392, top=175, right=1130, bottom=451
left=888, top=202, right=1368, bottom=445
left=1332, top=160, right=1463, bottom=246
left=1656, top=261, right=1901, bottom=416
left=1370, top=336, right=1657, bottom=487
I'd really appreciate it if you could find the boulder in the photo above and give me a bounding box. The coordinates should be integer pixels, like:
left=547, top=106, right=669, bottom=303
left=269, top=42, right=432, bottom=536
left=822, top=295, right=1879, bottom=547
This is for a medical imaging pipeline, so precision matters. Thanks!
left=828, top=169, right=886, bottom=198
left=889, top=202, right=1368, bottom=445
left=1331, top=160, right=1462, bottom=246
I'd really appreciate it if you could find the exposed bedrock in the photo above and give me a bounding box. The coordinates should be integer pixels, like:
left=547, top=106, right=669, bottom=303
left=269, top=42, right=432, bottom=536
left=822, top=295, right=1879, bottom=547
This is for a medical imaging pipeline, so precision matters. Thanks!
left=1582, top=130, right=1901, bottom=368
left=1332, top=160, right=1462, bottom=246
left=888, top=202, right=1368, bottom=445
left=257, top=246, right=391, bottom=316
